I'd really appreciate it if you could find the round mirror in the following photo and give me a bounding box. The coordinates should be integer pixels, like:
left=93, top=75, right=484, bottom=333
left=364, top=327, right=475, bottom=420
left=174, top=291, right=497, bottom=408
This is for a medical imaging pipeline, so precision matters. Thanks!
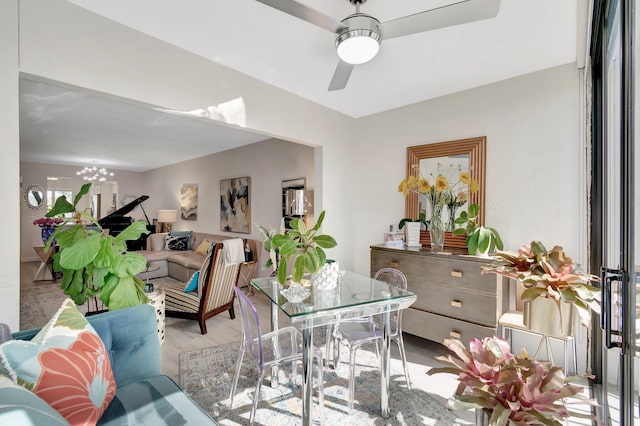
left=24, top=184, right=46, bottom=210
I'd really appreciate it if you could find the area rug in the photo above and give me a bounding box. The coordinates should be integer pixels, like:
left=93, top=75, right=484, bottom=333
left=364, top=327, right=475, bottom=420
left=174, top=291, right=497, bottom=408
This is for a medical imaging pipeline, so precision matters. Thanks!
left=180, top=340, right=467, bottom=425
left=20, top=276, right=183, bottom=330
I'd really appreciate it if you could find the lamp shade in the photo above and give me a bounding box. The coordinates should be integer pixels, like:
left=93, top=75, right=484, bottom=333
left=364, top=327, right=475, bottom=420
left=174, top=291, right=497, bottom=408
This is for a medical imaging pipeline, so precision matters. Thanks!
left=157, top=209, right=177, bottom=223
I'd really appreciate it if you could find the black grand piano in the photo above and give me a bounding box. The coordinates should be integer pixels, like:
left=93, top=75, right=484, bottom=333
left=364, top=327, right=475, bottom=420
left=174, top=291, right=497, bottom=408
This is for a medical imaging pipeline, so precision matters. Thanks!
left=98, top=195, right=154, bottom=251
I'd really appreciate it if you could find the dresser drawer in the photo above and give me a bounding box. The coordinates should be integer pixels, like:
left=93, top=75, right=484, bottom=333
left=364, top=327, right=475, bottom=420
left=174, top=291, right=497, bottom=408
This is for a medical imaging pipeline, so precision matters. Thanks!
left=410, top=282, right=498, bottom=326
left=403, top=308, right=497, bottom=347
left=371, top=249, right=496, bottom=293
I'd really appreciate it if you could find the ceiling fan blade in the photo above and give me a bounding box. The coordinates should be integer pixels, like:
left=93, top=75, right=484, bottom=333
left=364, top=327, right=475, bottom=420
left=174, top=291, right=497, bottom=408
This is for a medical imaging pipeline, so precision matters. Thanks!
left=255, top=0, right=345, bottom=33
left=328, top=60, right=355, bottom=91
left=381, top=0, right=501, bottom=40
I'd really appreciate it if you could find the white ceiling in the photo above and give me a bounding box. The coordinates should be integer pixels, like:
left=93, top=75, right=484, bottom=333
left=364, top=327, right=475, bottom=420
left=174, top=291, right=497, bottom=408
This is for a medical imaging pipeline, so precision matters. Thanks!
left=65, top=0, right=582, bottom=118
left=20, top=0, right=584, bottom=172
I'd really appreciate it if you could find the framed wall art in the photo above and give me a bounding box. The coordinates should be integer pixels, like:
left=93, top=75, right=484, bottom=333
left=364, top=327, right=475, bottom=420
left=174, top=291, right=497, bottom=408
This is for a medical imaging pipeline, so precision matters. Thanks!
left=220, top=176, right=251, bottom=233
left=180, top=183, right=198, bottom=220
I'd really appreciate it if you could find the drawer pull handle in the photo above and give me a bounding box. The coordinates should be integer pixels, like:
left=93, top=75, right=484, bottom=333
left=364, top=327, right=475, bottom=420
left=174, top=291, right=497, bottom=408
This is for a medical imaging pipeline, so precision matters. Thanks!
left=450, top=300, right=462, bottom=308
left=390, top=261, right=399, bottom=268
left=449, top=330, right=461, bottom=339
left=450, top=270, right=463, bottom=278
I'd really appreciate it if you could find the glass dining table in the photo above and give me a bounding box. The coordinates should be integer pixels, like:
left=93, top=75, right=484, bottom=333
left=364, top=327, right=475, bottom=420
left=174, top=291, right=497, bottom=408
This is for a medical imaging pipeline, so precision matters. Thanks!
left=251, top=271, right=417, bottom=425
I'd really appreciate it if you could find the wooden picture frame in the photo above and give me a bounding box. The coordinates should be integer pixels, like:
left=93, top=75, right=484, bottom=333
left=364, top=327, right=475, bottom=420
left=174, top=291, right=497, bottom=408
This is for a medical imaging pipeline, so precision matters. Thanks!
left=405, top=136, right=486, bottom=251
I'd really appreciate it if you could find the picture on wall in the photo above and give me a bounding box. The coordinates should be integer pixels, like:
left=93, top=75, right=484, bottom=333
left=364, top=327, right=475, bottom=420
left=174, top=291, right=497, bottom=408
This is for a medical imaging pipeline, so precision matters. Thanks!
left=180, top=183, right=198, bottom=221
left=220, top=177, right=251, bottom=233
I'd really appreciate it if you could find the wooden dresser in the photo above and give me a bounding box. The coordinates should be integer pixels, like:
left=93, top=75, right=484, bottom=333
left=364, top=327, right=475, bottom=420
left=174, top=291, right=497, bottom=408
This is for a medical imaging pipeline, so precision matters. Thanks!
left=371, top=245, right=507, bottom=346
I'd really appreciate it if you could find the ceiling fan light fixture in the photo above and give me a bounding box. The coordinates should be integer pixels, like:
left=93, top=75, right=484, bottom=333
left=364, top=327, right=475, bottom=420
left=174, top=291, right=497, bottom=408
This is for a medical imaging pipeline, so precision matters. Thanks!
left=336, top=30, right=380, bottom=64
left=335, top=13, right=381, bottom=65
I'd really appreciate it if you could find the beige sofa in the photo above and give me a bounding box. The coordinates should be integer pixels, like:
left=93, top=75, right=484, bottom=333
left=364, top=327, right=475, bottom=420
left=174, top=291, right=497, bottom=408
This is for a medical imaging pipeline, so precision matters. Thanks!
left=137, top=232, right=262, bottom=288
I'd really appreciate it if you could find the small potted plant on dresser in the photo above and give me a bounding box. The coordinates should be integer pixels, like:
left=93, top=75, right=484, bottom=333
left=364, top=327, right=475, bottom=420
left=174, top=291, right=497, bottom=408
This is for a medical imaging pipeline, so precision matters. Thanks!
left=452, top=203, right=503, bottom=256
left=45, top=183, right=151, bottom=311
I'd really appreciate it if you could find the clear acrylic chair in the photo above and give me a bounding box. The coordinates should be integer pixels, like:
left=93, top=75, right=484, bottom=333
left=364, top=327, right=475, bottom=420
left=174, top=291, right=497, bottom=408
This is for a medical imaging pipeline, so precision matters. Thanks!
left=327, top=267, right=411, bottom=414
left=229, top=287, right=324, bottom=424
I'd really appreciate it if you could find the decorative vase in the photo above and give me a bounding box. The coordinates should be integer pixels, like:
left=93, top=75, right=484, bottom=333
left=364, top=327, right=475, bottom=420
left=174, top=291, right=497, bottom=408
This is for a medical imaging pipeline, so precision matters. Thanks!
left=312, top=260, right=340, bottom=290
left=404, top=222, right=421, bottom=247
left=428, top=202, right=445, bottom=252
left=41, top=226, right=56, bottom=246
left=523, top=296, right=574, bottom=338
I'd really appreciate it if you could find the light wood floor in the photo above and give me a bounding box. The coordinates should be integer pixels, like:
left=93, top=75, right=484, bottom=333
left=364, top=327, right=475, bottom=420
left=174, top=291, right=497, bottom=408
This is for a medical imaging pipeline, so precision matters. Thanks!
left=18, top=261, right=471, bottom=423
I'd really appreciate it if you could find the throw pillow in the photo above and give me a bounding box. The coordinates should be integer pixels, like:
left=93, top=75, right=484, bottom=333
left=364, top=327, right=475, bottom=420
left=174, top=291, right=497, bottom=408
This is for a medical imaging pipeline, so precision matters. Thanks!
left=169, top=230, right=193, bottom=249
left=0, top=376, right=70, bottom=425
left=195, top=240, right=211, bottom=256
left=165, top=235, right=190, bottom=251
left=184, top=271, right=200, bottom=292
left=0, top=298, right=117, bottom=425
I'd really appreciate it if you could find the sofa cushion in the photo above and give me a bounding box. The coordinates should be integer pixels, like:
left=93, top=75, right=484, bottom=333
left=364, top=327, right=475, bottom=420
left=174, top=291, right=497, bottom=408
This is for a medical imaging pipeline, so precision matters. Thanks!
left=167, top=251, right=206, bottom=270
left=0, top=299, right=117, bottom=425
left=0, top=376, right=70, bottom=425
left=138, top=250, right=172, bottom=263
left=169, top=230, right=193, bottom=249
left=98, top=375, right=217, bottom=425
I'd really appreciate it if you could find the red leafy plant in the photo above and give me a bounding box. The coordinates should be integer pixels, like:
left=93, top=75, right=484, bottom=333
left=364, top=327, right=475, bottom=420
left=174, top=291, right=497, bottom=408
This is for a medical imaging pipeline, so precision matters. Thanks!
left=428, top=337, right=597, bottom=425
left=481, top=241, right=600, bottom=328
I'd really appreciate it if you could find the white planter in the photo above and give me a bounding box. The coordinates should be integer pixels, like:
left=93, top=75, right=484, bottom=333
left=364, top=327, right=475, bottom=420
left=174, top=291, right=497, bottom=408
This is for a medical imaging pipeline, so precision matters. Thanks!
left=405, top=222, right=421, bottom=247
left=523, top=296, right=574, bottom=338
left=312, top=260, right=339, bottom=290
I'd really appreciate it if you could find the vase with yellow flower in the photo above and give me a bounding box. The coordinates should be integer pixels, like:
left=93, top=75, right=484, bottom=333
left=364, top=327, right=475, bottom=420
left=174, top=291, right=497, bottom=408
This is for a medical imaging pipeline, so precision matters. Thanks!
left=398, top=163, right=478, bottom=252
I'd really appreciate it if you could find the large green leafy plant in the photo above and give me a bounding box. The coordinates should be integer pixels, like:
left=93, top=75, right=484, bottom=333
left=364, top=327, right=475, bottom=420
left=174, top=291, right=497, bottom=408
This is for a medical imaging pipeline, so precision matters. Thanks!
left=45, top=183, right=150, bottom=310
left=257, top=210, right=337, bottom=285
left=452, top=203, right=503, bottom=255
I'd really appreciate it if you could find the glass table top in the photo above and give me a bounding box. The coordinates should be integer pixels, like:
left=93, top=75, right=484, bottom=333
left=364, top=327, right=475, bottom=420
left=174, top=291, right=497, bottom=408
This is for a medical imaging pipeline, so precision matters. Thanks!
left=250, top=271, right=417, bottom=327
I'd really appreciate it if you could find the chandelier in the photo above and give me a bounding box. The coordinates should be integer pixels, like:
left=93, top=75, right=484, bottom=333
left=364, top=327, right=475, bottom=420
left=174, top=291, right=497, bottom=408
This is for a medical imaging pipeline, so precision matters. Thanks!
left=76, top=166, right=114, bottom=182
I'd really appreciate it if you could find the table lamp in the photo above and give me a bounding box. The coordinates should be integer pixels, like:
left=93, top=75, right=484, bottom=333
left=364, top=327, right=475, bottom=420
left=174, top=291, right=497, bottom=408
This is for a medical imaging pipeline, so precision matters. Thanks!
left=157, top=209, right=177, bottom=233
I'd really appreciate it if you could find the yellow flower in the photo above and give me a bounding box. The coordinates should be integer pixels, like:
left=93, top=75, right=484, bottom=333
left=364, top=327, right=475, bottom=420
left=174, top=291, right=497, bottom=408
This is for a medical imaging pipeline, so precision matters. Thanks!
left=397, top=179, right=409, bottom=196
left=459, top=172, right=471, bottom=185
left=417, top=178, right=431, bottom=194
left=406, top=175, right=417, bottom=188
left=457, top=191, right=468, bottom=202
left=470, top=179, right=479, bottom=193
left=435, top=174, right=449, bottom=192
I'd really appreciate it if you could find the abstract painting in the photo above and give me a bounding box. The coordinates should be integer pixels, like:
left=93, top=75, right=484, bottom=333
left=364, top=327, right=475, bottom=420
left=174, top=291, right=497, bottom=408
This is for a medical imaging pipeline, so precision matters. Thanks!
left=220, top=177, right=251, bottom=233
left=181, top=183, right=198, bottom=220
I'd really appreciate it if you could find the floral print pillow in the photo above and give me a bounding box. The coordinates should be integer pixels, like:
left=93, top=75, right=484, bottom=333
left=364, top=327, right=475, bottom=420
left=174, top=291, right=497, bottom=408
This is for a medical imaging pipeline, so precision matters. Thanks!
left=0, top=298, right=116, bottom=425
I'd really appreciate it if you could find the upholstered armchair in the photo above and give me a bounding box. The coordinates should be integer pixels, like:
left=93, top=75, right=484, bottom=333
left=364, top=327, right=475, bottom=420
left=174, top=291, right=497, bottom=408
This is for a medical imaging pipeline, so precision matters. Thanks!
left=163, top=241, right=243, bottom=334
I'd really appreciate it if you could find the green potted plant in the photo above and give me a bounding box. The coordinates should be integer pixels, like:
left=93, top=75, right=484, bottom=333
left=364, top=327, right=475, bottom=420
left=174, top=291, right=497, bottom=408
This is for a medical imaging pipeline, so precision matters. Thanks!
left=45, top=183, right=151, bottom=310
left=256, top=210, right=337, bottom=285
left=452, top=203, right=503, bottom=255
left=427, top=336, right=597, bottom=425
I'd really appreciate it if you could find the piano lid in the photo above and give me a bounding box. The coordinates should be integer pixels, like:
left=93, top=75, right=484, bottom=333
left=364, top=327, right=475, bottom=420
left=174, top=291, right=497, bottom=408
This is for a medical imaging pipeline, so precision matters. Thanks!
left=98, top=195, right=149, bottom=224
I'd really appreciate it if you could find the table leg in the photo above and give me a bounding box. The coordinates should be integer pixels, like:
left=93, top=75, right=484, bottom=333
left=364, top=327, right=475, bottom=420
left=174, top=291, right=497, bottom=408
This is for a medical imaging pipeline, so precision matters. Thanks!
left=380, top=310, right=391, bottom=418
left=270, top=296, right=280, bottom=388
left=302, top=325, right=313, bottom=426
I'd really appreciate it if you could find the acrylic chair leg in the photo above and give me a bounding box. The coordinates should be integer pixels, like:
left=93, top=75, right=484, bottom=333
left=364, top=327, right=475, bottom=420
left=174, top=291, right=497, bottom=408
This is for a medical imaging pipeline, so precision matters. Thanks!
left=229, top=346, right=246, bottom=409
left=250, top=370, right=267, bottom=425
left=348, top=347, right=357, bottom=414
left=396, top=335, right=411, bottom=390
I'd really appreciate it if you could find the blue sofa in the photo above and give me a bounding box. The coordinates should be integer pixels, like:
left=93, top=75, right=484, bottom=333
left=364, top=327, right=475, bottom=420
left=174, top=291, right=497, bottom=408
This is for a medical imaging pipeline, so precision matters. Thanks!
left=6, top=304, right=217, bottom=425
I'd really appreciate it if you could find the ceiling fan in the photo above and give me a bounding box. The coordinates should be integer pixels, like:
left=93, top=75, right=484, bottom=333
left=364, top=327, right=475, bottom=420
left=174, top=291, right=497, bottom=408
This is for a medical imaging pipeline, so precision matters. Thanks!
left=256, top=0, right=501, bottom=91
